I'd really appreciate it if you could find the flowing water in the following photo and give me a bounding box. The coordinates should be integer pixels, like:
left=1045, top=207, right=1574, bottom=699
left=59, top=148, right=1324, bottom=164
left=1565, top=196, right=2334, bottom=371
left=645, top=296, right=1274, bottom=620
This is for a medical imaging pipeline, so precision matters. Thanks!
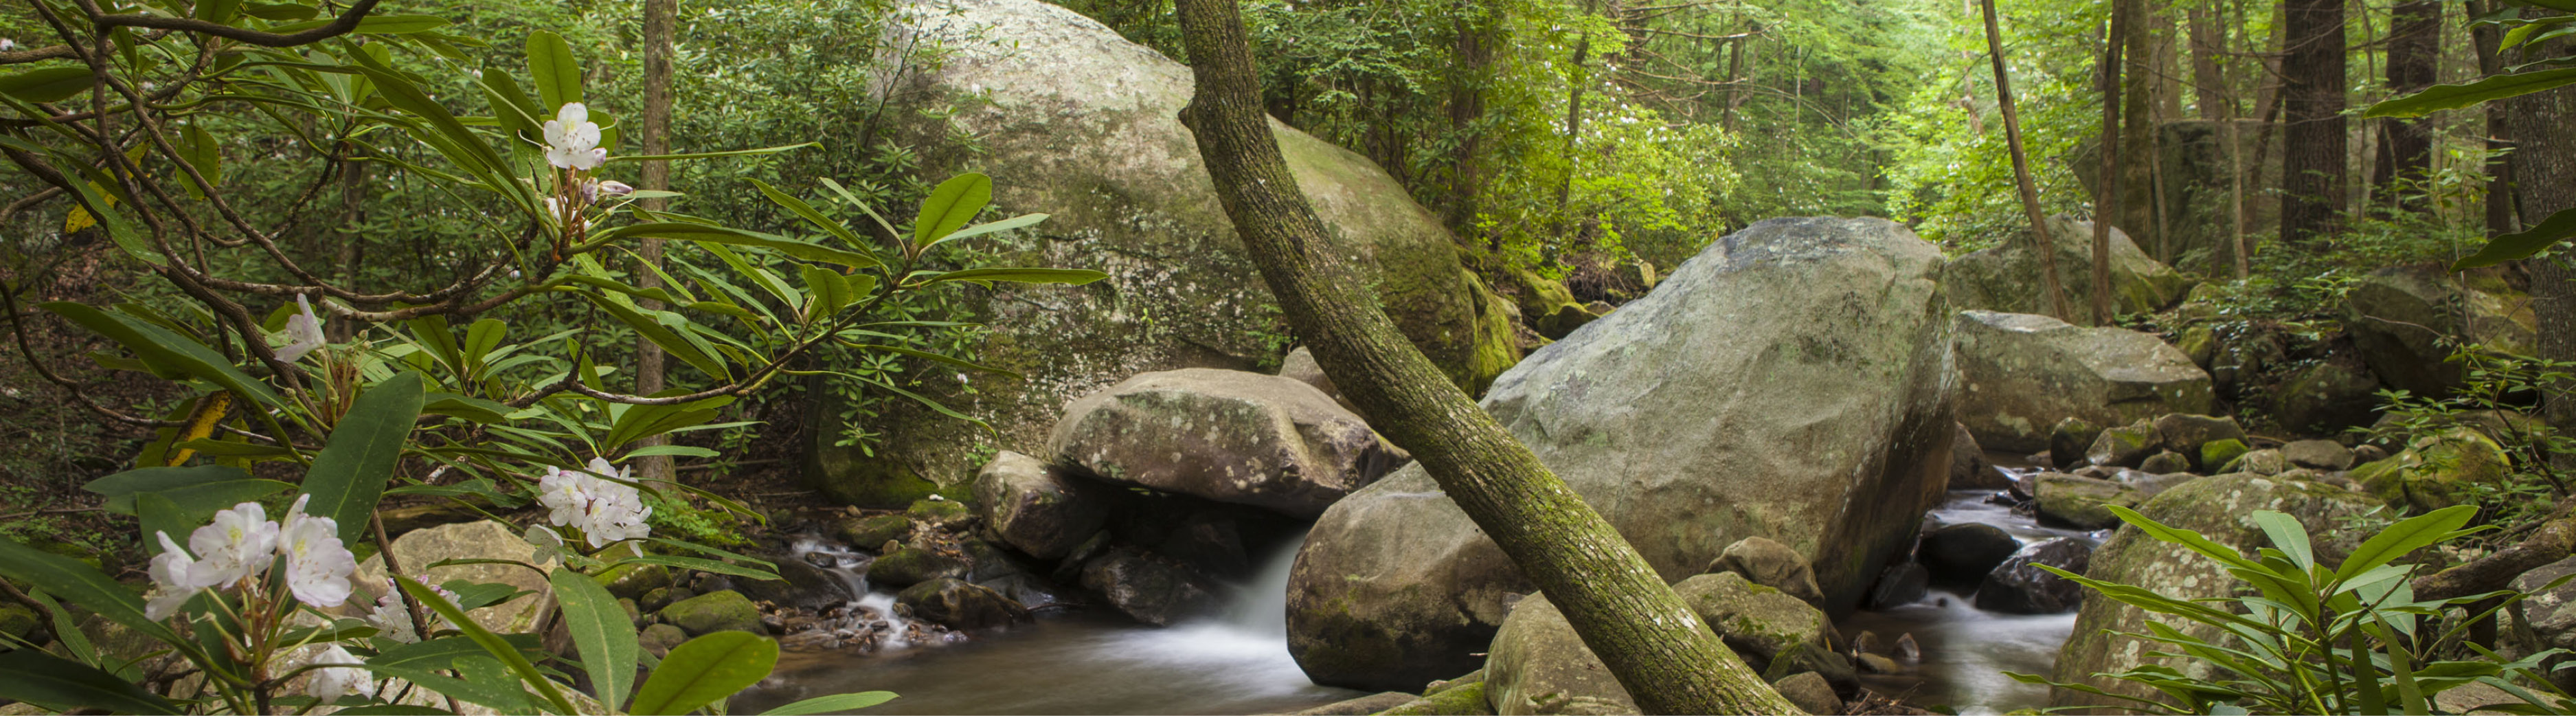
left=1837, top=456, right=2097, bottom=715
left=733, top=533, right=1363, bottom=715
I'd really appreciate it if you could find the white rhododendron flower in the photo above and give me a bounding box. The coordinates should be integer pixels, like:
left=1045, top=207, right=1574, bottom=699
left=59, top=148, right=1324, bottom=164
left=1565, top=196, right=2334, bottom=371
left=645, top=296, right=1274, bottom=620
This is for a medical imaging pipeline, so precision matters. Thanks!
left=279, top=495, right=357, bottom=607
left=303, top=644, right=374, bottom=701
left=541, top=102, right=605, bottom=170
left=536, top=458, right=651, bottom=548
left=144, top=532, right=198, bottom=620
left=366, top=579, right=457, bottom=643
left=273, top=295, right=327, bottom=362
left=526, top=523, right=566, bottom=565
left=187, top=502, right=277, bottom=588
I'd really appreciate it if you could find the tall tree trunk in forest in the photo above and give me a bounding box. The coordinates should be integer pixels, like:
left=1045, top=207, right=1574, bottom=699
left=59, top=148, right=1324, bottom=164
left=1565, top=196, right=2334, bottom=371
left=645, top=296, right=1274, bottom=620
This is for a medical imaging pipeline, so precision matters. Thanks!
left=1982, top=0, right=2072, bottom=320
left=2467, top=0, right=2519, bottom=234
left=2279, top=0, right=2347, bottom=243
left=2505, top=32, right=2576, bottom=456
left=1171, top=0, right=1803, bottom=712
left=2377, top=0, right=2439, bottom=214
left=2092, top=1, right=2132, bottom=326
left=2118, top=0, right=2158, bottom=260
left=2187, top=1, right=2223, bottom=120
left=1554, top=0, right=1597, bottom=245
left=1447, top=9, right=1497, bottom=247
left=634, top=0, right=677, bottom=482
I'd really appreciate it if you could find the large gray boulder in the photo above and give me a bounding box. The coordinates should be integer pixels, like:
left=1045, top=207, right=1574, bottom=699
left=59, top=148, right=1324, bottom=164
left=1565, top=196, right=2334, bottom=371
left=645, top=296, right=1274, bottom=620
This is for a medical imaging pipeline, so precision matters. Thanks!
left=2049, top=474, right=2384, bottom=710
left=971, top=450, right=1114, bottom=559
left=1954, top=311, right=2216, bottom=452
left=804, top=0, right=1499, bottom=506
left=1942, top=214, right=2195, bottom=319
left=352, top=521, right=551, bottom=634
left=2343, top=265, right=2537, bottom=398
left=1287, top=217, right=1957, bottom=691
left=1048, top=368, right=1405, bottom=518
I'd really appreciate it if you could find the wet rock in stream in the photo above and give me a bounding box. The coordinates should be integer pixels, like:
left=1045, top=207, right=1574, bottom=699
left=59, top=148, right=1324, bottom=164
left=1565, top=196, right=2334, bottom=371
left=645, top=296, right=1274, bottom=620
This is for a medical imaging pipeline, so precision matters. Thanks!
left=1974, top=538, right=2094, bottom=614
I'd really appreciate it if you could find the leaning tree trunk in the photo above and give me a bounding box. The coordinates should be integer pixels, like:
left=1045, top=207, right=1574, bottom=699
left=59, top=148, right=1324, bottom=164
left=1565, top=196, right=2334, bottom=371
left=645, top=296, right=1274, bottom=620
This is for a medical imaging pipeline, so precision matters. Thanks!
left=1170, top=0, right=1800, bottom=713
left=2279, top=0, right=2347, bottom=243
left=1982, top=0, right=2072, bottom=320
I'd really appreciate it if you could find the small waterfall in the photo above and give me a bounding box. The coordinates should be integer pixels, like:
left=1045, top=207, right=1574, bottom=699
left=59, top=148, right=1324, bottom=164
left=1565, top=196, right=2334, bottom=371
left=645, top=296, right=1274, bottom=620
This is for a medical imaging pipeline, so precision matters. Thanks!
left=784, top=535, right=922, bottom=649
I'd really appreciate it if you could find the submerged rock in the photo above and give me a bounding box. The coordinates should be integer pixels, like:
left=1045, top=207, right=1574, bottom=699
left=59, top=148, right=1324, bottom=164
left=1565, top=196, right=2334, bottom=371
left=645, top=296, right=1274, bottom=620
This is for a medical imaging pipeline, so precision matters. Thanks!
left=806, top=0, right=1491, bottom=506
left=1080, top=548, right=1219, bottom=626
left=1864, top=562, right=1931, bottom=609
left=973, top=450, right=1115, bottom=559
left=896, top=578, right=1029, bottom=630
left=1049, top=368, right=1405, bottom=518
left=1974, top=537, right=2094, bottom=614
left=1288, top=217, right=1956, bottom=691
left=1954, top=311, right=2215, bottom=453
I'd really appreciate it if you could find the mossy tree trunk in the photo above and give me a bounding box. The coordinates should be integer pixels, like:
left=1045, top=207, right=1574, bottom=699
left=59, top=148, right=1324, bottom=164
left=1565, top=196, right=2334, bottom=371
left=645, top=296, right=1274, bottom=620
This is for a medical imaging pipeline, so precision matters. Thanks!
left=1169, top=1, right=1800, bottom=713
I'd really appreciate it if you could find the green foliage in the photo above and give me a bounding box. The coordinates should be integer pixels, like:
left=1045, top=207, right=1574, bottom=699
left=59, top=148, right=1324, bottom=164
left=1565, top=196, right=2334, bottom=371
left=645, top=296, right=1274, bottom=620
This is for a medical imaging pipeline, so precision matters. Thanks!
left=2011, top=504, right=2575, bottom=715
left=2364, top=346, right=2575, bottom=539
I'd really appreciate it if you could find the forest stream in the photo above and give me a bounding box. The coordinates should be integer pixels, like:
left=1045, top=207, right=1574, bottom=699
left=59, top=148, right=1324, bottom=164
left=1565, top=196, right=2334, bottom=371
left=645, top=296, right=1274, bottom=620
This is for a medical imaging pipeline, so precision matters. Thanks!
left=734, top=457, right=2088, bottom=716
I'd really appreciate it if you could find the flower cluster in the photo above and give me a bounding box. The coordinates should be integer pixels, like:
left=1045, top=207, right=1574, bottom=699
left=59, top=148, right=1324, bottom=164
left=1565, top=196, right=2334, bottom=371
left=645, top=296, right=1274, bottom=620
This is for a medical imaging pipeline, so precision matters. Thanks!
left=302, top=644, right=372, bottom=701
left=145, top=495, right=357, bottom=620
left=535, top=457, right=652, bottom=549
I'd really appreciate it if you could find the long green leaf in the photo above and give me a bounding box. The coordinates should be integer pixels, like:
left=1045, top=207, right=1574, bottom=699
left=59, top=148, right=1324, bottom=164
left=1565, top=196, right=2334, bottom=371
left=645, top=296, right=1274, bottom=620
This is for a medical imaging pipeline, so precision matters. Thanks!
left=133, top=479, right=293, bottom=522
left=84, top=465, right=251, bottom=511
left=0, top=539, right=179, bottom=645
left=2250, top=511, right=2315, bottom=571
left=923, top=213, right=1047, bottom=251
left=580, top=293, right=731, bottom=381
left=303, top=372, right=426, bottom=543
left=524, top=30, right=582, bottom=110
left=758, top=692, right=899, bottom=715
left=0, top=648, right=183, bottom=715
left=609, top=143, right=817, bottom=163
left=0, top=67, right=100, bottom=103
left=2335, top=504, right=2476, bottom=581
left=912, top=173, right=992, bottom=247
left=2365, top=67, right=2576, bottom=118
left=630, top=631, right=780, bottom=716
left=752, top=179, right=865, bottom=248
left=2454, top=206, right=2576, bottom=270
left=264, top=14, right=450, bottom=34
left=41, top=303, right=284, bottom=406
left=607, top=223, right=881, bottom=269
left=396, top=577, right=579, bottom=714
left=550, top=568, right=640, bottom=712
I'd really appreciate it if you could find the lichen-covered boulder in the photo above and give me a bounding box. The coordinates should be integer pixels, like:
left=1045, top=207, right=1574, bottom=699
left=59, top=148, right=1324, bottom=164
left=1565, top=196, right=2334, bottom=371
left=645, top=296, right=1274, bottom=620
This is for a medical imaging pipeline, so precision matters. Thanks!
left=2049, top=474, right=2382, bottom=710
left=352, top=520, right=551, bottom=633
left=2281, top=440, right=2356, bottom=471
left=2138, top=451, right=2192, bottom=475
left=868, top=546, right=967, bottom=589
left=2220, top=449, right=2292, bottom=476
left=836, top=514, right=914, bottom=550
left=2152, top=413, right=2246, bottom=465
left=661, top=590, right=764, bottom=636
left=972, top=451, right=1115, bottom=559
left=2049, top=416, right=2104, bottom=470
left=1288, top=217, right=1956, bottom=691
left=1943, top=214, right=2195, bottom=319
left=2032, top=474, right=2144, bottom=530
left=2200, top=439, right=2250, bottom=472
left=1712, top=536, right=1827, bottom=607
left=805, top=0, right=1489, bottom=506
left=1955, top=311, right=2215, bottom=453
left=2353, top=427, right=2511, bottom=512
left=1048, top=369, right=1405, bottom=518
left=2344, top=265, right=2537, bottom=398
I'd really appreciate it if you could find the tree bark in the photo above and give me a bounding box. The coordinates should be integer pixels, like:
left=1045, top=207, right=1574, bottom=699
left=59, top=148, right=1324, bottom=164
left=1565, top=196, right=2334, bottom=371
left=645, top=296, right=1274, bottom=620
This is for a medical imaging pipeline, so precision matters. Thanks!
left=2504, top=32, right=2576, bottom=449
left=2092, top=1, right=2131, bottom=326
left=1982, top=0, right=2072, bottom=320
left=634, top=0, right=677, bottom=482
left=2186, top=1, right=2223, bottom=121
left=1445, top=8, right=1496, bottom=247
left=2279, top=0, right=2346, bottom=243
left=1171, top=0, right=1800, bottom=712
left=2377, top=0, right=2439, bottom=214
left=2467, top=0, right=2518, bottom=234
left=2118, top=0, right=2161, bottom=256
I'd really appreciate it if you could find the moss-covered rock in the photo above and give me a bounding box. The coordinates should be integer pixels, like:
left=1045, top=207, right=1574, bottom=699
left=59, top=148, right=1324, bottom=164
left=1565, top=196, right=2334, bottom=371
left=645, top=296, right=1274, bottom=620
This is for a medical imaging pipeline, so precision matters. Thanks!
left=594, top=562, right=672, bottom=601
left=2270, top=361, right=2384, bottom=436
left=1378, top=681, right=1493, bottom=715
left=2086, top=421, right=2161, bottom=468
left=659, top=590, right=762, bottom=636
left=1943, top=214, right=2195, bottom=320
left=869, top=546, right=967, bottom=589
left=2050, top=474, right=2382, bottom=710
left=1048, top=369, right=1406, bottom=519
left=836, top=514, right=914, bottom=550
left=896, top=578, right=1029, bottom=630
left=2033, top=473, right=2145, bottom=530
left=2176, top=325, right=2216, bottom=368
left=906, top=497, right=972, bottom=527
left=1675, top=572, right=1839, bottom=677
left=2344, top=265, right=2537, bottom=398
left=1461, top=270, right=1526, bottom=397
left=0, top=603, right=43, bottom=645
left=2354, top=427, right=2511, bottom=512
left=2139, top=450, right=2192, bottom=475
left=639, top=623, right=688, bottom=658
left=2049, top=417, right=2104, bottom=470
left=2219, top=449, right=2290, bottom=476
left=2200, top=439, right=2250, bottom=474
left=2153, top=413, right=2246, bottom=462
left=1484, top=572, right=1828, bottom=715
